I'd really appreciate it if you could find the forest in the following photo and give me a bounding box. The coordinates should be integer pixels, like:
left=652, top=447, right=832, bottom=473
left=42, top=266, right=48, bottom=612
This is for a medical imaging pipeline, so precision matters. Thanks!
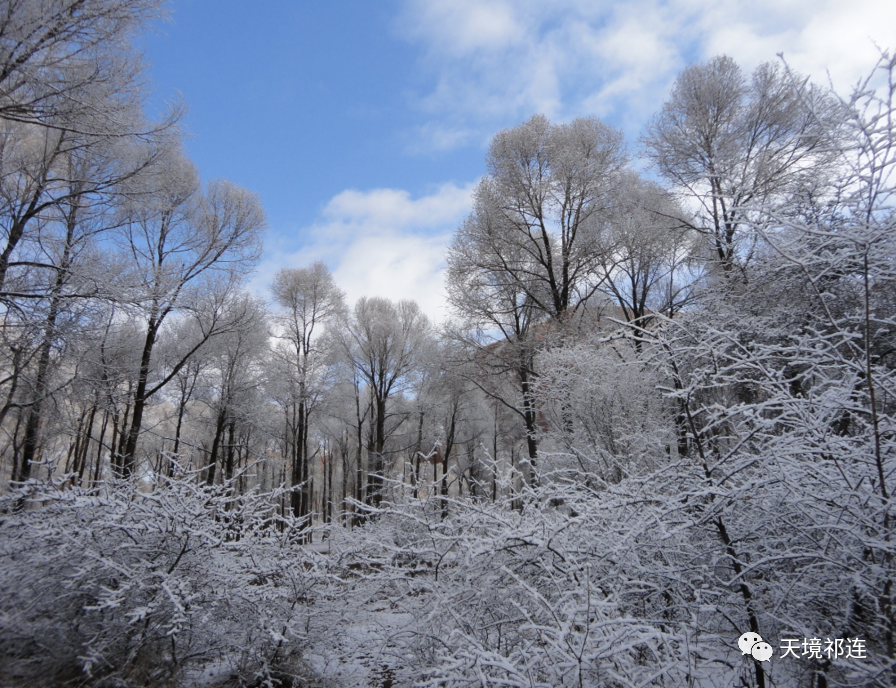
left=1, top=2, right=895, bottom=687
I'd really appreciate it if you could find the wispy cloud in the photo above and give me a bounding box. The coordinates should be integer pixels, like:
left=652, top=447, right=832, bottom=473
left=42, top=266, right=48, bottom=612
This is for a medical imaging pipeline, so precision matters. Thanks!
left=251, top=183, right=476, bottom=322
left=397, top=0, right=896, bottom=151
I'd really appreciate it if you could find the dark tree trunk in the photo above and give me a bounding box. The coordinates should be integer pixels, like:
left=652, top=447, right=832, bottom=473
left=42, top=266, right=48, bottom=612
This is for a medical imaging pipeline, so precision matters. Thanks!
left=9, top=411, right=24, bottom=483
left=341, top=437, right=349, bottom=526
left=300, top=400, right=310, bottom=524
left=205, top=407, right=227, bottom=486
left=290, top=399, right=308, bottom=521
left=76, top=404, right=97, bottom=484
left=441, top=409, right=456, bottom=520
left=366, top=397, right=387, bottom=508
left=224, top=419, right=236, bottom=481
left=65, top=412, right=85, bottom=475
left=492, top=407, right=499, bottom=502
left=326, top=440, right=334, bottom=524
left=353, top=385, right=365, bottom=528
left=18, top=269, right=67, bottom=480
left=412, top=411, right=423, bottom=499
left=121, top=319, right=159, bottom=475
left=92, top=410, right=108, bottom=485
left=520, top=369, right=539, bottom=487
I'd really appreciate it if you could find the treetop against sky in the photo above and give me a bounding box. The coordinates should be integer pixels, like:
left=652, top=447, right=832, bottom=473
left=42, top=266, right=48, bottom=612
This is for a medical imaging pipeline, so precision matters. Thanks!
left=142, top=0, right=896, bottom=321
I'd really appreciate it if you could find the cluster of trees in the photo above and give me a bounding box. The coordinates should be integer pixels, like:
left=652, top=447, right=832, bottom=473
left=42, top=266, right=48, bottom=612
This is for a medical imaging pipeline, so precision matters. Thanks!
left=0, top=0, right=265, bottom=487
left=1, top=2, right=894, bottom=686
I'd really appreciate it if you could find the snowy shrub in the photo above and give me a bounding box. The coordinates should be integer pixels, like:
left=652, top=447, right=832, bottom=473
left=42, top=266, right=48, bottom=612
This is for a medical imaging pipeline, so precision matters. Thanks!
left=534, top=337, right=676, bottom=482
left=327, top=484, right=729, bottom=687
left=0, top=477, right=328, bottom=688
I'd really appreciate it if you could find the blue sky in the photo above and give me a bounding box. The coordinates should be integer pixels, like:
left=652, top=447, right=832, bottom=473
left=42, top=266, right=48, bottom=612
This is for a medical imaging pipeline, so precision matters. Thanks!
left=142, top=0, right=895, bottom=321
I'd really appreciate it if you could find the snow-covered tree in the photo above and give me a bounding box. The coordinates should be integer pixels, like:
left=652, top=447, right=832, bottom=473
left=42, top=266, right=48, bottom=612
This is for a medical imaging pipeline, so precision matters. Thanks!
left=333, top=297, right=431, bottom=509
left=270, top=261, right=344, bottom=523
left=644, top=55, right=838, bottom=276
left=114, top=149, right=265, bottom=475
left=647, top=51, right=896, bottom=688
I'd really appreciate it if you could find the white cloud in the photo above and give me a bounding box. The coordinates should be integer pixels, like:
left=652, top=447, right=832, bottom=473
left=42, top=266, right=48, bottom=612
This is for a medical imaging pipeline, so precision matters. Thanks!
left=332, top=232, right=451, bottom=322
left=397, top=0, right=896, bottom=150
left=251, top=182, right=476, bottom=323
left=406, top=0, right=526, bottom=56
left=692, top=0, right=896, bottom=89
left=397, top=5, right=524, bottom=67
left=322, top=184, right=472, bottom=230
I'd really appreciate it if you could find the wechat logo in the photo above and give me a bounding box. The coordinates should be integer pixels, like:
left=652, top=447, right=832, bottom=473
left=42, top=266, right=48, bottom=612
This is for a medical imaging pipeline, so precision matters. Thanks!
left=738, top=632, right=773, bottom=662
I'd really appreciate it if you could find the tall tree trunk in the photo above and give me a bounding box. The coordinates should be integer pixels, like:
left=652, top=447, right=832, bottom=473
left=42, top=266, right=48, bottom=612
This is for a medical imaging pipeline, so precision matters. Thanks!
left=109, top=409, right=121, bottom=474
left=92, top=410, right=108, bottom=485
left=326, top=440, right=334, bottom=524
left=341, top=438, right=349, bottom=527
left=441, top=410, right=456, bottom=520
left=290, top=399, right=308, bottom=521
left=412, top=411, right=423, bottom=499
left=492, top=406, right=499, bottom=502
left=238, top=427, right=250, bottom=495
left=76, top=404, right=97, bottom=485
left=120, top=318, right=159, bottom=475
left=65, top=412, right=85, bottom=475
left=9, top=411, right=24, bottom=484
left=224, top=419, right=236, bottom=481
left=170, top=385, right=190, bottom=476
left=205, top=407, right=227, bottom=486
left=366, top=396, right=387, bottom=508
left=301, top=399, right=310, bottom=527
left=519, top=369, right=539, bottom=487
left=511, top=446, right=522, bottom=511
left=113, top=396, right=131, bottom=474
left=18, top=235, right=71, bottom=480
left=353, top=383, right=365, bottom=527
left=18, top=333, right=56, bottom=481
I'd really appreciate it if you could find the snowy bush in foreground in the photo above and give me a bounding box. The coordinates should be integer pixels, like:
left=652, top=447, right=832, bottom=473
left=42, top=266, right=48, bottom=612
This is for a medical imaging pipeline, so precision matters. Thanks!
left=0, top=476, right=327, bottom=688
left=334, top=484, right=721, bottom=687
